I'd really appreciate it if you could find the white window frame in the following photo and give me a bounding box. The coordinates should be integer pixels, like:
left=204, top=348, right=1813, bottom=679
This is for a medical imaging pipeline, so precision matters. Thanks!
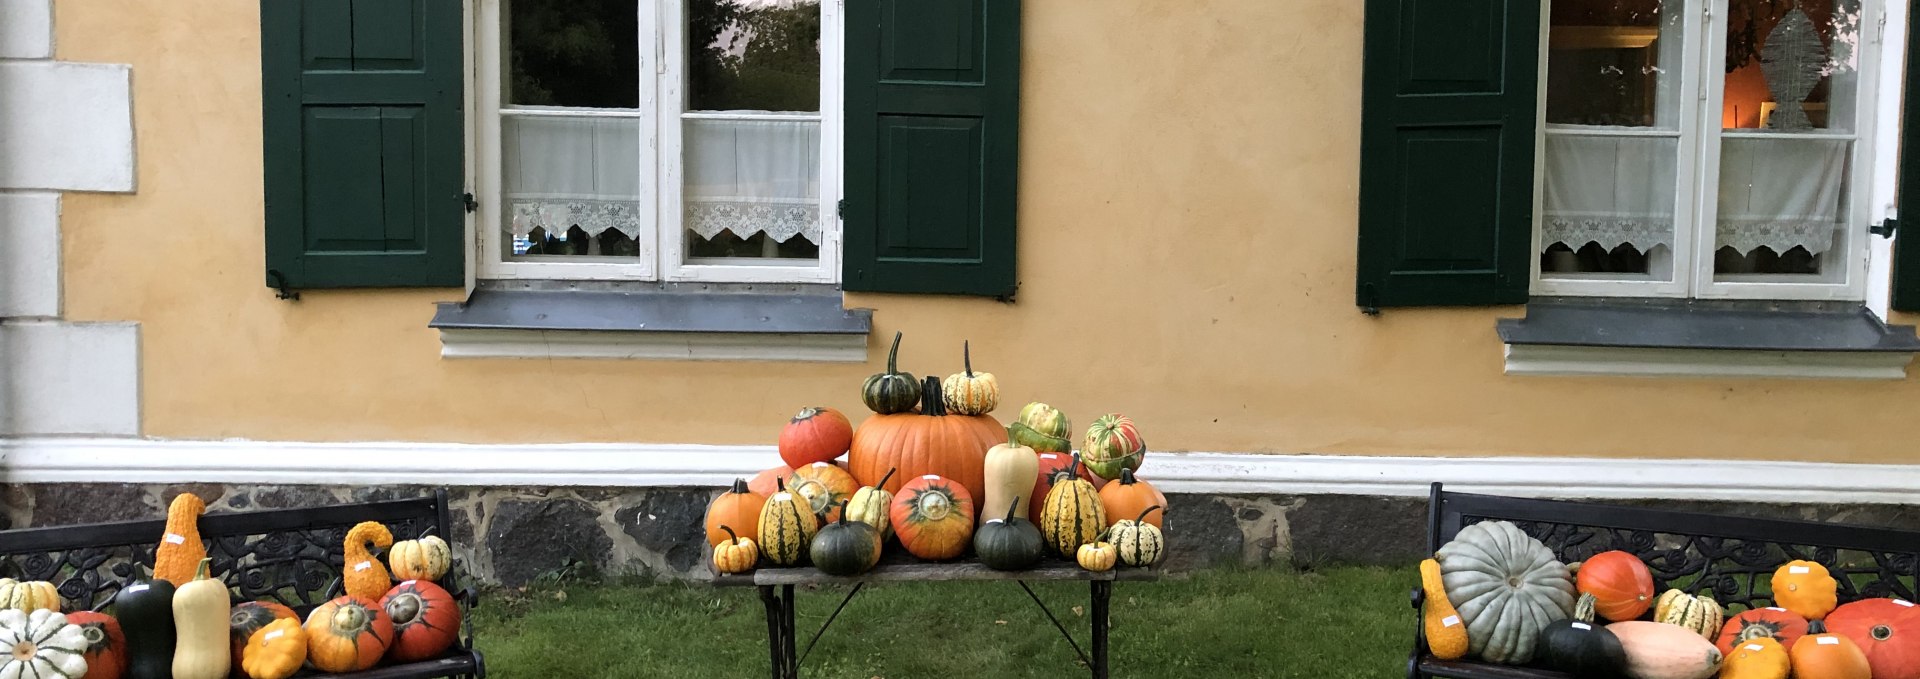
left=1530, top=0, right=1885, bottom=302
left=473, top=0, right=842, bottom=284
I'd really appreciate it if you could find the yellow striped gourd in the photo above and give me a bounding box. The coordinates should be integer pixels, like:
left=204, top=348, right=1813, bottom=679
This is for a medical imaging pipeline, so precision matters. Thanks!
left=757, top=481, right=820, bottom=567
left=1654, top=588, right=1724, bottom=637
left=0, top=579, right=60, bottom=613
left=844, top=468, right=896, bottom=538
left=1038, top=455, right=1106, bottom=557
left=388, top=535, right=452, bottom=582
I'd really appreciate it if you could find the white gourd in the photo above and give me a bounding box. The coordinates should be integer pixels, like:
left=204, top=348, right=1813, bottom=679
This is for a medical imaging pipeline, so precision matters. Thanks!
left=1435, top=520, right=1577, bottom=665
left=0, top=609, right=90, bottom=679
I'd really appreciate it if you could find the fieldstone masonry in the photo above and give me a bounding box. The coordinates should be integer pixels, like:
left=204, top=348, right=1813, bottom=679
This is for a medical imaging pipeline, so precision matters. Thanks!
left=4, top=483, right=1915, bottom=586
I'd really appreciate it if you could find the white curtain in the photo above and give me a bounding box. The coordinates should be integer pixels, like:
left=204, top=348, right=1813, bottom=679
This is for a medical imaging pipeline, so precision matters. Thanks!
left=502, top=114, right=645, bottom=238
left=684, top=118, right=821, bottom=245
left=1716, top=136, right=1848, bottom=255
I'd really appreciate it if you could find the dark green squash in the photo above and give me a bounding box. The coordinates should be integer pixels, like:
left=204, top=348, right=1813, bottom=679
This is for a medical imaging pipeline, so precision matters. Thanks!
left=809, top=502, right=882, bottom=576
left=861, top=331, right=920, bottom=414
left=974, top=498, right=1044, bottom=571
left=1534, top=593, right=1630, bottom=679
left=115, top=577, right=178, bottom=679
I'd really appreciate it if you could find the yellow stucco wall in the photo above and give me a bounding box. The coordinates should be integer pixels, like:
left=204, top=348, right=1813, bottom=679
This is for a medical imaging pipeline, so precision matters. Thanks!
left=50, top=0, right=1920, bottom=461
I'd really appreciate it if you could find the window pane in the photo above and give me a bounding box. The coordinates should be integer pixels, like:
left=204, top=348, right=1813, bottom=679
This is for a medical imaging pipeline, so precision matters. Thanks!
left=1539, top=134, right=1680, bottom=280
left=506, top=0, right=640, bottom=108
left=688, top=0, right=821, bottom=113
left=1721, top=0, right=1864, bottom=132
left=684, top=118, right=821, bottom=260
left=1546, top=0, right=1681, bottom=128
left=502, top=114, right=647, bottom=259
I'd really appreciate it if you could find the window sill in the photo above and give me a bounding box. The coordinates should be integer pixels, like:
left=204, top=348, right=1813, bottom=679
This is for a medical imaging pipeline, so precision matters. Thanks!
left=428, top=284, right=872, bottom=362
left=1495, top=298, right=1920, bottom=380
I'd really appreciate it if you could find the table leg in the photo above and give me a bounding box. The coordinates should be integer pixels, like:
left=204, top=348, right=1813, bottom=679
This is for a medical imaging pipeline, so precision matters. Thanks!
left=782, top=584, right=799, bottom=678
left=1090, top=580, right=1111, bottom=679
left=758, top=586, right=785, bottom=679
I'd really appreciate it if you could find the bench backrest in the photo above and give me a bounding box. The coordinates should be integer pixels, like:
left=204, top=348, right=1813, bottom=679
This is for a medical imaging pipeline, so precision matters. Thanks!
left=0, top=489, right=456, bottom=614
left=1427, top=483, right=1920, bottom=611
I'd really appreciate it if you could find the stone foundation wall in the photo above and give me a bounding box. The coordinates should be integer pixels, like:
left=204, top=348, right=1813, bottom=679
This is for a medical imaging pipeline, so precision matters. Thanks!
left=5, top=483, right=1916, bottom=586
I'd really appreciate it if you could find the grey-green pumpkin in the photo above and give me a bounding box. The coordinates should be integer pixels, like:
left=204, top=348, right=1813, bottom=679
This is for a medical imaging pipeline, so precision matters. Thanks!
left=861, top=331, right=919, bottom=414
left=1436, top=520, right=1577, bottom=665
left=810, top=502, right=882, bottom=576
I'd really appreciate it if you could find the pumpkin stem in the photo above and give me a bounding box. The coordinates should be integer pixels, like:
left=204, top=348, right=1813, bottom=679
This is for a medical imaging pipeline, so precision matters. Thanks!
left=875, top=468, right=897, bottom=491
left=731, top=478, right=750, bottom=494
left=1070, top=452, right=1084, bottom=479
left=1005, top=497, right=1021, bottom=522
left=1133, top=505, right=1163, bottom=524
left=962, top=340, right=973, bottom=377
left=1119, top=468, right=1137, bottom=485
left=193, top=557, right=211, bottom=581
left=776, top=477, right=787, bottom=493
left=885, top=331, right=903, bottom=373
left=836, top=500, right=853, bottom=525
left=922, top=377, right=946, bottom=417
left=721, top=525, right=740, bottom=545
left=1809, top=621, right=1828, bottom=635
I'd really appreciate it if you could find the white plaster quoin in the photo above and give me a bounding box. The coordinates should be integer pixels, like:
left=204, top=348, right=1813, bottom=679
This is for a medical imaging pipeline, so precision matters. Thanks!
left=0, top=321, right=140, bottom=436
left=0, top=0, right=52, bottom=59
left=0, top=62, right=135, bottom=192
left=0, top=192, right=60, bottom=318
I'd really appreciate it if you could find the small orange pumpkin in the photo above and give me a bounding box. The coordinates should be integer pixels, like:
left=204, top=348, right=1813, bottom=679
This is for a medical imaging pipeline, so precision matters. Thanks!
left=1792, top=621, right=1873, bottom=679
left=1576, top=551, right=1656, bottom=622
left=778, top=407, right=854, bottom=469
left=230, top=601, right=298, bottom=672
left=381, top=580, right=461, bottom=663
left=303, top=596, right=394, bottom=673
left=788, top=461, right=860, bottom=522
left=1096, top=469, right=1166, bottom=529
left=704, top=479, right=767, bottom=545
left=889, top=474, right=975, bottom=561
left=1774, top=560, right=1840, bottom=621
left=1825, top=598, right=1920, bottom=679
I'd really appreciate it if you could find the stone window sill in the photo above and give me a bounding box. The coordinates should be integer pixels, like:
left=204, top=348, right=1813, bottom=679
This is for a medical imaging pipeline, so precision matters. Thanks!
left=428, top=283, right=872, bottom=362
left=1495, top=298, right=1920, bottom=380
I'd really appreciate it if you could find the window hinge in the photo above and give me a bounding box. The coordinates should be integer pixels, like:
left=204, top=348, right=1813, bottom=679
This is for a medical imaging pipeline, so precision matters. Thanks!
left=1360, top=282, right=1381, bottom=316
left=1872, top=217, right=1898, bottom=238
left=266, top=269, right=301, bottom=301
left=837, top=198, right=846, bottom=219
left=462, top=192, right=478, bottom=213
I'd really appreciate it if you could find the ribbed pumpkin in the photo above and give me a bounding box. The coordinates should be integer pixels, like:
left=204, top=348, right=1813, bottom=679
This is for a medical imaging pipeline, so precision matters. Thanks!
left=779, top=406, right=854, bottom=469
left=1722, top=637, right=1791, bottom=679
left=941, top=342, right=999, bottom=416
left=1608, top=620, right=1723, bottom=679
left=153, top=492, right=207, bottom=587
left=1575, top=550, right=1654, bottom=622
left=1098, top=469, right=1166, bottom=529
left=1654, top=589, right=1725, bottom=638
left=0, top=609, right=90, bottom=679
left=1030, top=452, right=1103, bottom=522
left=712, top=526, right=759, bottom=574
left=844, top=468, right=896, bottom=538
left=1775, top=561, right=1840, bottom=621
left=889, top=475, right=975, bottom=561
left=974, top=498, right=1044, bottom=571
left=1717, top=607, right=1809, bottom=657
left=1107, top=506, right=1164, bottom=567
left=1008, top=402, right=1072, bottom=453
left=1080, top=414, right=1145, bottom=482
left=1825, top=598, right=1920, bottom=679
left=788, top=461, right=860, bottom=523
left=809, top=504, right=884, bottom=576
left=861, top=331, right=920, bottom=414
left=1436, top=520, right=1576, bottom=665
left=343, top=522, right=395, bottom=602
left=229, top=601, right=298, bottom=674
left=1534, top=593, right=1630, bottom=678
left=1038, top=455, right=1106, bottom=557
left=981, top=438, right=1038, bottom=528
left=387, top=535, right=452, bottom=583
left=748, top=465, right=794, bottom=497
left=1077, top=542, right=1117, bottom=572
left=302, top=596, right=393, bottom=673
left=382, top=580, right=461, bottom=663
left=240, top=618, right=306, bottom=679
left=756, top=481, right=819, bottom=567
left=1793, top=621, right=1872, bottom=679
left=848, top=377, right=1003, bottom=501
left=64, top=610, right=126, bottom=679
left=0, top=579, right=60, bottom=613
left=1419, top=558, right=1469, bottom=660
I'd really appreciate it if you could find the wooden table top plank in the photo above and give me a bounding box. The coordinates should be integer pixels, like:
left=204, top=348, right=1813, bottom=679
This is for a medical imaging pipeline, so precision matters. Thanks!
left=710, top=559, right=1162, bottom=586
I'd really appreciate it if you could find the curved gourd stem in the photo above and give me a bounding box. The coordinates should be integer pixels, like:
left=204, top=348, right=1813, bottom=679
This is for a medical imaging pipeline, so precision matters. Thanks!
left=876, top=468, right=897, bottom=491
left=721, top=525, right=741, bottom=546
left=1133, top=505, right=1163, bottom=524
left=1005, top=497, right=1021, bottom=522
left=836, top=500, right=854, bottom=526
left=962, top=341, right=974, bottom=377
left=885, top=331, right=904, bottom=374
left=921, top=377, right=946, bottom=416
left=193, top=557, right=211, bottom=581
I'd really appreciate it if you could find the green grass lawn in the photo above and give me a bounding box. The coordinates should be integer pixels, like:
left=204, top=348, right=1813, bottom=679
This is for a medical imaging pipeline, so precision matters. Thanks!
left=474, top=565, right=1416, bottom=678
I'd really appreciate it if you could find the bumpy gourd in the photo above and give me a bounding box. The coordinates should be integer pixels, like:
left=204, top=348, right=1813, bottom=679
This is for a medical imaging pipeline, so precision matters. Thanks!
left=1419, top=558, right=1469, bottom=660
left=1654, top=589, right=1725, bottom=638
left=154, top=493, right=207, bottom=586
left=861, top=331, right=919, bottom=414
left=1774, top=561, right=1840, bottom=621
left=0, top=609, right=90, bottom=679
left=757, top=480, right=820, bottom=567
left=171, top=559, right=230, bottom=679
left=713, top=526, right=759, bottom=574
left=1080, top=414, right=1146, bottom=481
left=981, top=438, right=1038, bottom=528
left=1721, top=636, right=1790, bottom=679
left=844, top=468, right=896, bottom=538
left=941, top=341, right=999, bottom=415
left=1435, top=520, right=1576, bottom=665
left=240, top=618, right=306, bottom=679
left=388, top=535, right=452, bottom=582
left=1076, top=541, right=1118, bottom=572
left=1107, top=505, right=1164, bottom=567
left=343, top=522, right=396, bottom=602
left=1038, top=455, right=1106, bottom=557
left=0, top=579, right=60, bottom=613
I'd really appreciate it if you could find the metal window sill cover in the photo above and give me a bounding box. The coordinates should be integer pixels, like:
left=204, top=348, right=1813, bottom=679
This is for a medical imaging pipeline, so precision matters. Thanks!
left=429, top=288, right=872, bottom=362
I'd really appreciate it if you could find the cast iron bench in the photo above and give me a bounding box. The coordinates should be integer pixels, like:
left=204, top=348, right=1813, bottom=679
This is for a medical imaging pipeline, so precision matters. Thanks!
left=0, top=488, right=484, bottom=679
left=1409, top=482, right=1920, bottom=679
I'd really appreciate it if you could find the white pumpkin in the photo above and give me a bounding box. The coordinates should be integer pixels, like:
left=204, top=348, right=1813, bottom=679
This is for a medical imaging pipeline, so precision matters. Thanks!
left=1436, top=520, right=1577, bottom=665
left=0, top=608, right=89, bottom=679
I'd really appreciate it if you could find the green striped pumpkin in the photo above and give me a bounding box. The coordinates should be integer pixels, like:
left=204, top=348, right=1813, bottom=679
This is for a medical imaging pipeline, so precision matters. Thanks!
left=861, top=331, right=920, bottom=414
left=809, top=505, right=883, bottom=576
left=1108, top=506, right=1165, bottom=567
left=757, top=483, right=820, bottom=567
left=1038, top=455, right=1106, bottom=557
left=0, top=609, right=91, bottom=679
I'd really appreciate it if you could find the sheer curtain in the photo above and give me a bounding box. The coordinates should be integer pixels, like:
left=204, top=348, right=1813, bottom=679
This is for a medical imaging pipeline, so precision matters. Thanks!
left=1715, top=136, right=1848, bottom=255
left=502, top=114, right=645, bottom=240
left=683, top=118, right=822, bottom=246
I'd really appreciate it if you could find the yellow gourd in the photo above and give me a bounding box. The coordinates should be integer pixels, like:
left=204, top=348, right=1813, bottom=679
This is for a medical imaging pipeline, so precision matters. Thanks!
left=0, top=578, right=60, bottom=612
left=343, top=522, right=395, bottom=601
left=154, top=492, right=207, bottom=586
left=1721, top=636, right=1791, bottom=679
left=1076, top=541, right=1117, bottom=572
left=1420, top=558, right=1470, bottom=660
left=388, top=535, right=452, bottom=582
left=241, top=617, right=308, bottom=679
left=712, top=526, right=759, bottom=574
left=171, top=558, right=231, bottom=679
left=845, top=469, right=896, bottom=538
left=1774, top=560, right=1839, bottom=621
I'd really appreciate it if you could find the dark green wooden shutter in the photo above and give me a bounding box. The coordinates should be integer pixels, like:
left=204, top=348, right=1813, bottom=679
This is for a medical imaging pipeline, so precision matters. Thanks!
left=842, top=0, right=1019, bottom=298
left=1356, top=0, right=1541, bottom=309
left=263, top=0, right=465, bottom=290
left=1894, top=0, right=1920, bottom=312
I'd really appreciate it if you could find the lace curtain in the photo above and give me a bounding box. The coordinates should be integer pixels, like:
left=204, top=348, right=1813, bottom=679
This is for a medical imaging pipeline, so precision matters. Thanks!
left=1543, top=132, right=1847, bottom=255
left=501, top=115, right=821, bottom=245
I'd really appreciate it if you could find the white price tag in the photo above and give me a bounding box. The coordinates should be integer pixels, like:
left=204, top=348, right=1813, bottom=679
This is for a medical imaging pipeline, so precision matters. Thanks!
left=1898, top=600, right=1916, bottom=607
left=354, top=561, right=373, bottom=572
left=811, top=462, right=832, bottom=468
left=1819, top=636, right=1840, bottom=645
left=1040, top=454, right=1059, bottom=459
left=264, top=630, right=285, bottom=641
left=1790, top=565, right=1812, bottom=574
left=164, top=533, right=186, bottom=545
left=922, top=475, right=940, bottom=480
left=1570, top=622, right=1590, bottom=631
left=1441, top=615, right=1460, bottom=628
left=772, top=492, right=792, bottom=501
left=1766, top=606, right=1787, bottom=611
left=1745, top=644, right=1765, bottom=651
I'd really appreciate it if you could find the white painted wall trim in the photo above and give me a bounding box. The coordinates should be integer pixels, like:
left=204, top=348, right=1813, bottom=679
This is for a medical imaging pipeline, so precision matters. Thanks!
left=6, top=438, right=1920, bottom=504
left=1505, top=344, right=1915, bottom=380
left=437, top=327, right=868, bottom=361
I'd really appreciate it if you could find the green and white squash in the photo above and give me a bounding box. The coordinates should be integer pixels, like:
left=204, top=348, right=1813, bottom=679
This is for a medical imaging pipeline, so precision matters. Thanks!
left=756, top=481, right=820, bottom=567
left=1436, top=520, right=1577, bottom=665
left=1038, top=455, right=1106, bottom=557
left=0, top=609, right=90, bottom=679
left=1107, top=506, right=1165, bottom=567
left=1080, top=414, right=1145, bottom=481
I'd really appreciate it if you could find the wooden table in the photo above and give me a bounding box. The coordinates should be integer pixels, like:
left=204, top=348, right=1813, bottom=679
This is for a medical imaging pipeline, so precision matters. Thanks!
left=712, top=556, right=1159, bottom=679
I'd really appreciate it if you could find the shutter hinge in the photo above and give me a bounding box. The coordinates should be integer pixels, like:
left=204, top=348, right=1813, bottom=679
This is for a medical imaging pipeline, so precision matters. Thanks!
left=462, top=192, right=478, bottom=214
left=837, top=198, right=846, bottom=219
left=266, top=269, right=301, bottom=301
left=1872, top=217, right=1898, bottom=238
left=1360, top=282, right=1381, bottom=316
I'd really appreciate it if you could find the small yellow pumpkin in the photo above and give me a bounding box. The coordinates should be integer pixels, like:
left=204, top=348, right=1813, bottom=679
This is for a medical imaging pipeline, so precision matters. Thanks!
left=241, top=617, right=307, bottom=679
left=1774, top=560, right=1839, bottom=621
left=343, top=522, right=395, bottom=601
left=388, top=535, right=452, bottom=582
left=713, top=526, right=759, bottom=574
left=941, top=341, right=999, bottom=415
left=1076, top=541, right=1117, bottom=572
left=1722, top=636, right=1791, bottom=679
left=0, top=579, right=60, bottom=613
left=1419, top=558, right=1470, bottom=660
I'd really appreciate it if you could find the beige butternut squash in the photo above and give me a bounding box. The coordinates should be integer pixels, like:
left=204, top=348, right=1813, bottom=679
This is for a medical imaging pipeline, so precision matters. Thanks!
left=1608, top=620, right=1723, bottom=679
left=980, top=439, right=1038, bottom=528
left=171, top=558, right=231, bottom=679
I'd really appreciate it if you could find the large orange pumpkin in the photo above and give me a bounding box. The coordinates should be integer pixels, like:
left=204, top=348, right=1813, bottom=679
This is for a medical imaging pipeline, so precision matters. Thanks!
left=229, top=601, right=298, bottom=672
left=1030, top=452, right=1104, bottom=521
left=778, top=407, right=854, bottom=469
left=1718, top=607, right=1810, bottom=656
left=848, top=377, right=1002, bottom=500
left=1575, top=550, right=1655, bottom=622
left=788, top=461, right=860, bottom=522
left=1097, top=469, right=1166, bottom=529
left=704, top=479, right=767, bottom=546
left=889, top=474, right=975, bottom=560
left=1826, top=598, right=1920, bottom=679
left=381, top=580, right=462, bottom=663
left=303, top=596, right=394, bottom=673
left=63, top=611, right=126, bottom=679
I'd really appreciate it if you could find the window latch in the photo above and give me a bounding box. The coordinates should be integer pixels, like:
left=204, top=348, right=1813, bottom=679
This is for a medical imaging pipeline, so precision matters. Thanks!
left=1871, top=218, right=1898, bottom=239
left=266, top=269, right=301, bottom=301
left=1360, top=282, right=1382, bottom=316
left=462, top=192, right=478, bottom=214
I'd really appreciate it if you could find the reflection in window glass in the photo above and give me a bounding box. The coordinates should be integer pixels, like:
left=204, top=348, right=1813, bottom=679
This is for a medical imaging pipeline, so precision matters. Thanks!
left=1545, top=0, right=1679, bottom=128
left=507, top=0, right=640, bottom=108
left=689, top=0, right=821, bottom=113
